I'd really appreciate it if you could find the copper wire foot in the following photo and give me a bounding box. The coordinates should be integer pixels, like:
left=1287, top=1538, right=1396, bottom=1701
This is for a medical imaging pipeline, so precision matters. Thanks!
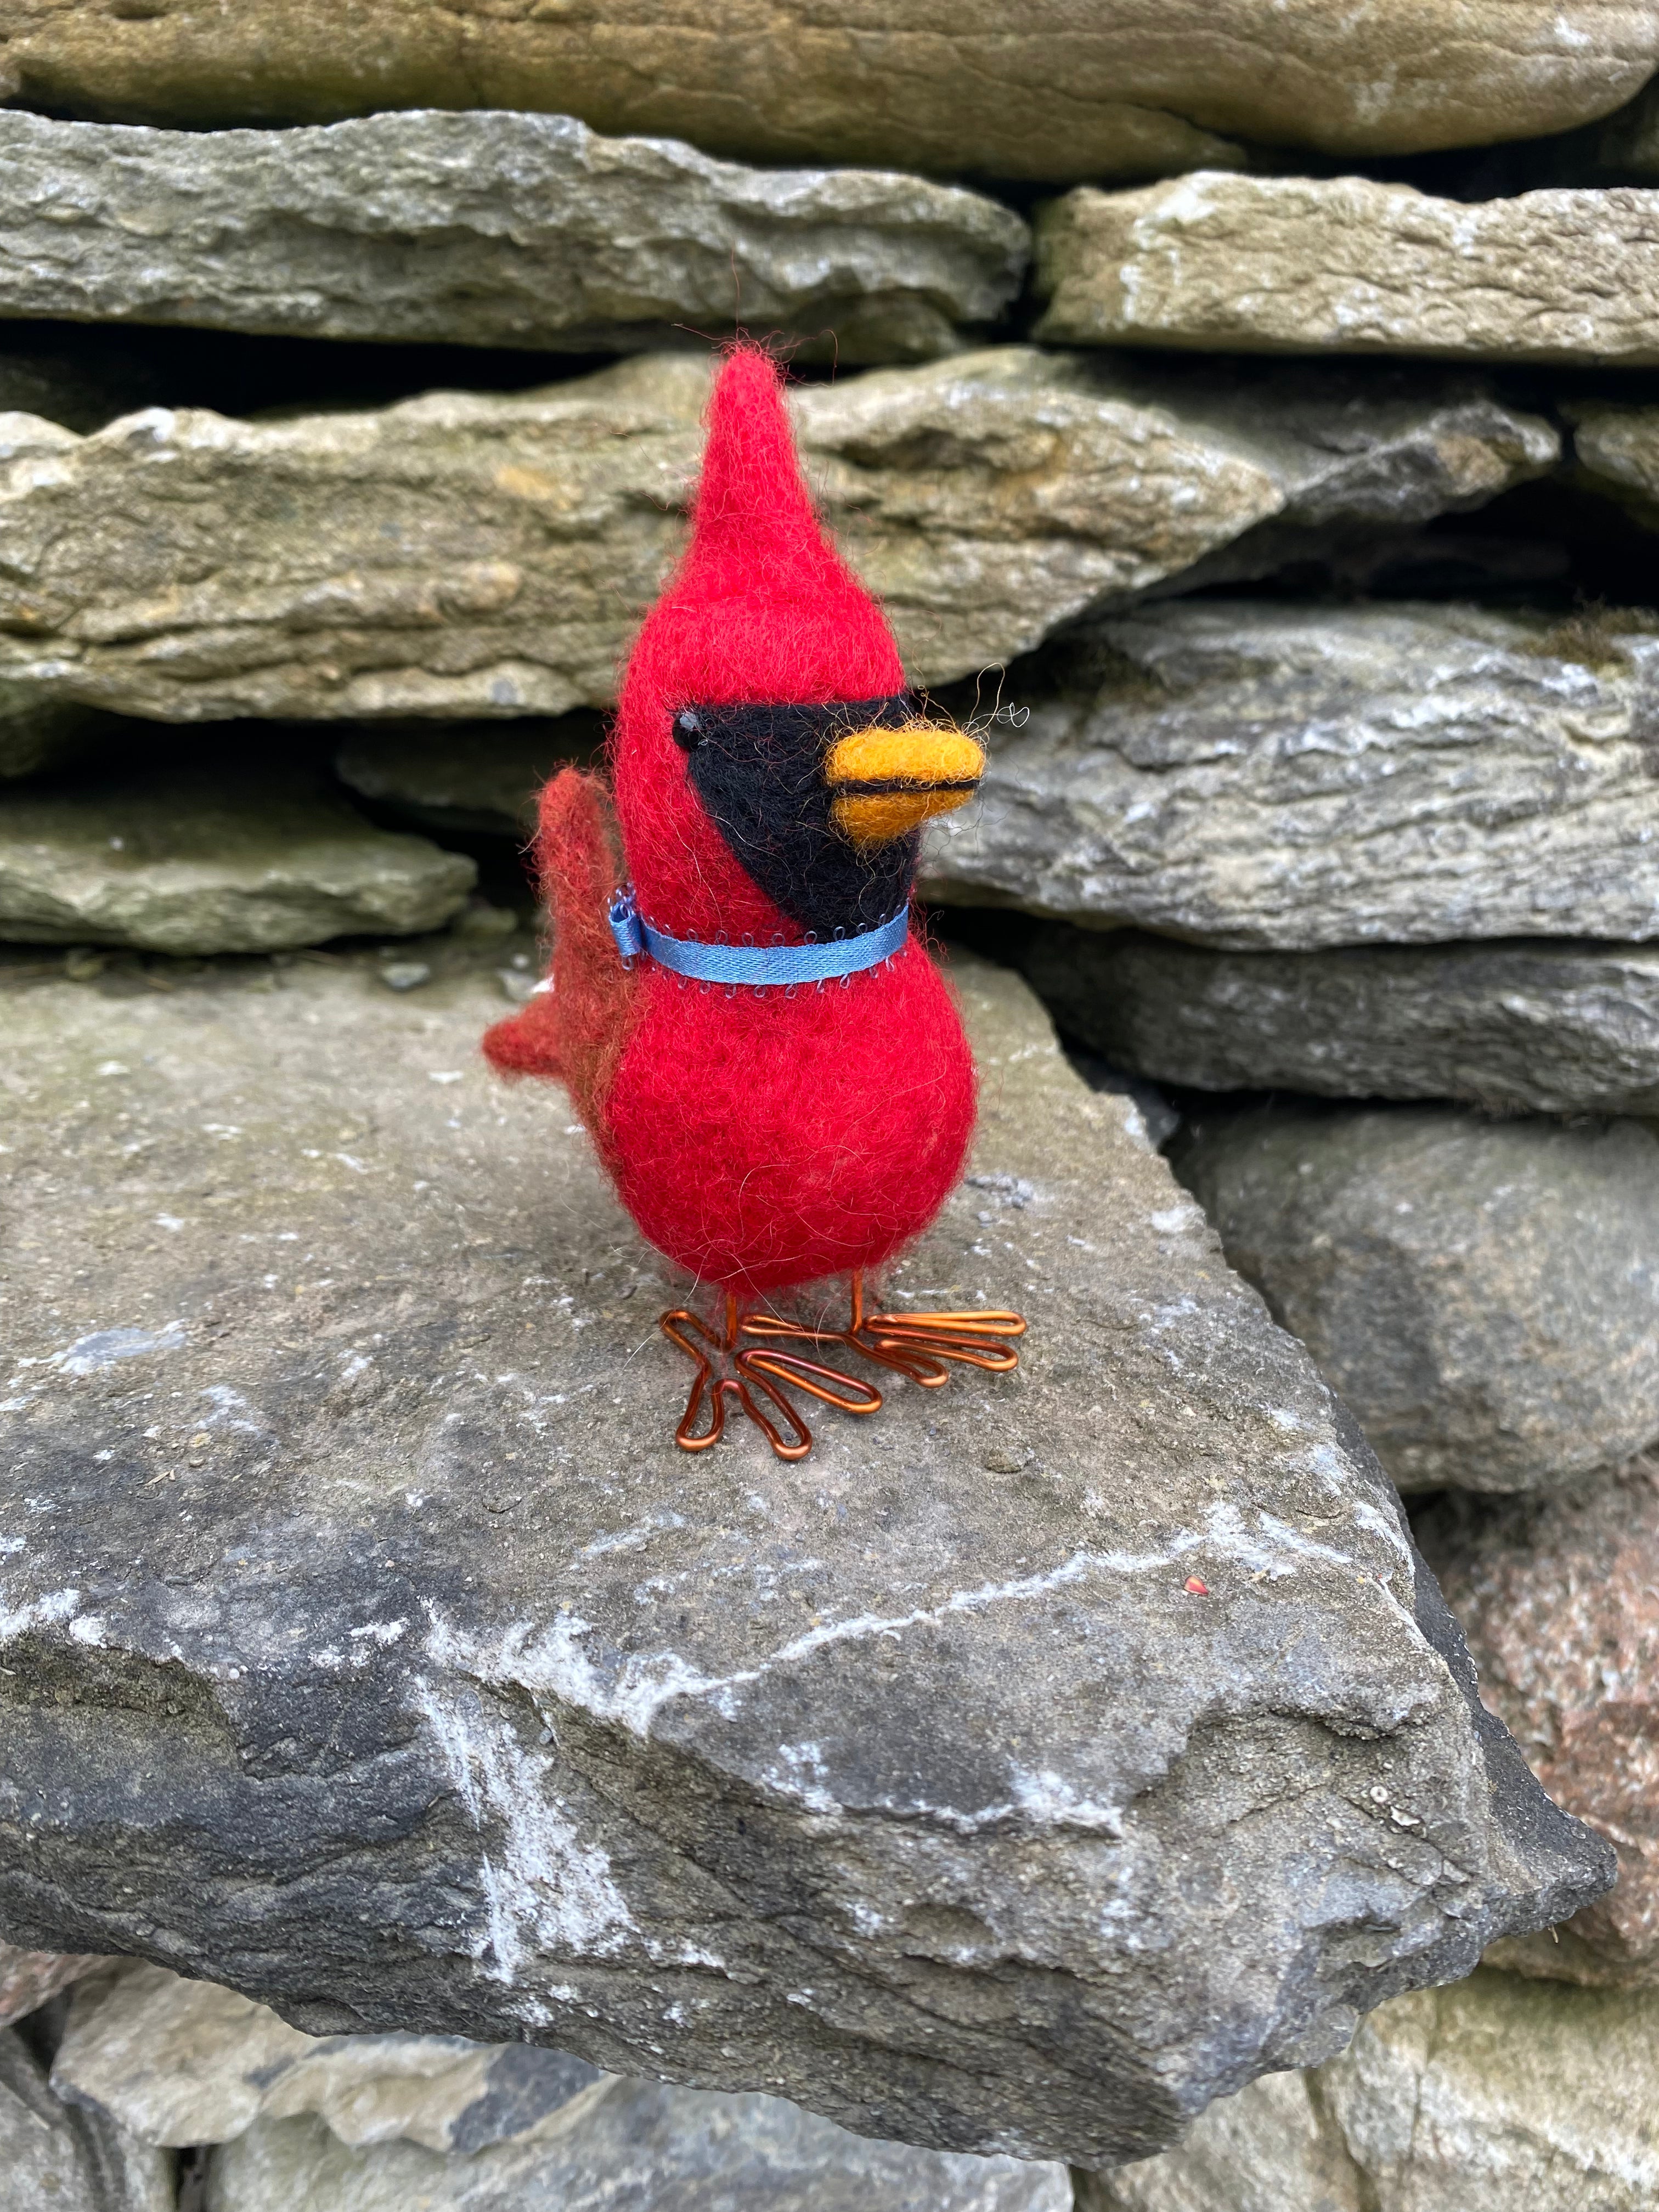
left=741, top=1270, right=1026, bottom=1390
left=661, top=1292, right=883, bottom=1463
left=662, top=1274, right=1025, bottom=1464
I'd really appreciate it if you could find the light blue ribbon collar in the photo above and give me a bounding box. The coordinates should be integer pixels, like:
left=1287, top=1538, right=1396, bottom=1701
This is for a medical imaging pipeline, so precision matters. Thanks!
left=608, top=885, right=907, bottom=987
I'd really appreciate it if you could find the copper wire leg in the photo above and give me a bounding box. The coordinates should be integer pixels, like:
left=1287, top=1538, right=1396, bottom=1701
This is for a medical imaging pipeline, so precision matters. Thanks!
left=661, top=1293, right=882, bottom=1463
left=741, top=1270, right=1026, bottom=1390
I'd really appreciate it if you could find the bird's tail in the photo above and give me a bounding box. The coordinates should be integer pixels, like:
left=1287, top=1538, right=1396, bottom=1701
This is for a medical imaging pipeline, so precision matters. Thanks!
left=482, top=768, right=640, bottom=1161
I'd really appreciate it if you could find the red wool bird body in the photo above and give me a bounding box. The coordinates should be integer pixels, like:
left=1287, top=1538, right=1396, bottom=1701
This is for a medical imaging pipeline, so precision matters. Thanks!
left=484, top=346, right=1023, bottom=1457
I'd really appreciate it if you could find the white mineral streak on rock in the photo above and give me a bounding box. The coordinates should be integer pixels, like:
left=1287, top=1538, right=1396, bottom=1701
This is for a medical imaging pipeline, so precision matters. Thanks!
left=1009, top=1771, right=1126, bottom=1835
left=197, top=1386, right=274, bottom=1438
left=580, top=1509, right=689, bottom=1558
left=424, top=1492, right=1436, bottom=1771
left=0, top=953, right=1614, bottom=2165
left=1148, top=1206, right=1204, bottom=1235
left=414, top=1680, right=636, bottom=1979
left=347, top=1619, right=408, bottom=1646
left=0, top=1587, right=81, bottom=1643
left=49, top=1324, right=187, bottom=1374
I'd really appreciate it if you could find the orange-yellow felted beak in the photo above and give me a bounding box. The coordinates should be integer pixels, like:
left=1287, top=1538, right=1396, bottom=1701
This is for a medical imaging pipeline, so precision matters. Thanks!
left=825, top=720, right=985, bottom=847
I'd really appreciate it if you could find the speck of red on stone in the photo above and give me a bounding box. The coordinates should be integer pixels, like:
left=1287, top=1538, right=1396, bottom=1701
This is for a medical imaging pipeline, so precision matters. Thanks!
left=1183, top=1576, right=1210, bottom=1596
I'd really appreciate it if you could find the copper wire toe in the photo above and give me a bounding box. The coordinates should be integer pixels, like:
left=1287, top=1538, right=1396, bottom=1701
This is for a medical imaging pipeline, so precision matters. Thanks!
left=742, top=1271, right=1026, bottom=1389
left=661, top=1273, right=1025, bottom=1463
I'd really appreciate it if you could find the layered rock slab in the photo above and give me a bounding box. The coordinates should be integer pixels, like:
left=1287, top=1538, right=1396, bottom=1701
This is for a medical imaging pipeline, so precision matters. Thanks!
left=0, top=353, right=1556, bottom=718
left=0, top=110, right=1028, bottom=365
left=1020, top=930, right=1659, bottom=1116
left=1036, top=172, right=1659, bottom=366
left=1175, top=1106, right=1659, bottom=1493
left=4, top=1, right=1656, bottom=179
left=208, top=2080, right=1071, bottom=2212
left=58, top=1957, right=1068, bottom=2207
left=0, top=765, right=476, bottom=953
left=921, top=604, right=1659, bottom=946
left=1567, top=396, right=1659, bottom=521
left=1417, top=1467, right=1659, bottom=1986
left=1078, top=1970, right=1659, bottom=2212
left=1111, top=359, right=1556, bottom=599
left=0, top=953, right=1609, bottom=2165
left=54, top=1958, right=605, bottom=2152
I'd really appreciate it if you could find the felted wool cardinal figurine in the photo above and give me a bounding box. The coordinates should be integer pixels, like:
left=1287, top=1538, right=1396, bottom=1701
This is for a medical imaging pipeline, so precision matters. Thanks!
left=483, top=345, right=1023, bottom=1459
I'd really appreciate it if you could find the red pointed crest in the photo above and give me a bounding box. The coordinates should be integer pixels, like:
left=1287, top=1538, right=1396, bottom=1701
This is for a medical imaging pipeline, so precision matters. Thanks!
left=680, top=346, right=847, bottom=594
left=620, top=344, right=904, bottom=715
left=610, top=346, right=907, bottom=939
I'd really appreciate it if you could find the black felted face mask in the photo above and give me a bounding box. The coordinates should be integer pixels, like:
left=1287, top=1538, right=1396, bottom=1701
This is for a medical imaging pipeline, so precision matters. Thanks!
left=673, top=694, right=921, bottom=940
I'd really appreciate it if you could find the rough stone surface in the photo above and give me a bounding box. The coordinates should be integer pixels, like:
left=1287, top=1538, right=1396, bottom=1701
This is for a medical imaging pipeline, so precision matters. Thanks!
left=335, top=719, right=602, bottom=840
left=1567, top=396, right=1659, bottom=522
left=206, top=2078, right=1071, bottom=2212
left=1115, top=360, right=1557, bottom=600
left=1417, top=1466, right=1659, bottom=1985
left=0, top=1941, right=108, bottom=2028
left=0, top=2027, right=175, bottom=2212
left=1020, top=929, right=1659, bottom=1116
left=53, top=1957, right=603, bottom=2151
left=0, top=765, right=476, bottom=954
left=0, top=952, right=1609, bottom=2166
left=921, top=603, right=1659, bottom=947
left=0, top=352, right=1558, bottom=719
left=1078, top=2065, right=1354, bottom=2212
left=5, top=2, right=1657, bottom=178
left=0, top=110, right=1028, bottom=365
left=1036, top=172, right=1659, bottom=366
left=1078, top=1970, right=1659, bottom=2212
left=1175, top=1105, right=1659, bottom=1494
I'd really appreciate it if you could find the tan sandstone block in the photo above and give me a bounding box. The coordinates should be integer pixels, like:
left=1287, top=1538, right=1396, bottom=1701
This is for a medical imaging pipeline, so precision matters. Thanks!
left=1, top=3, right=1657, bottom=181
left=1037, top=172, right=1659, bottom=365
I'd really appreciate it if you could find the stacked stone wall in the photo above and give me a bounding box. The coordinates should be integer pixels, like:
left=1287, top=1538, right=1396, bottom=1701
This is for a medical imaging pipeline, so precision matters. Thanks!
left=1, top=9, right=1657, bottom=2207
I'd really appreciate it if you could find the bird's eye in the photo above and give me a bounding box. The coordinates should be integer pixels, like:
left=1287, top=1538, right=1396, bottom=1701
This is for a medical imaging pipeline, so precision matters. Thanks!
left=673, top=710, right=702, bottom=752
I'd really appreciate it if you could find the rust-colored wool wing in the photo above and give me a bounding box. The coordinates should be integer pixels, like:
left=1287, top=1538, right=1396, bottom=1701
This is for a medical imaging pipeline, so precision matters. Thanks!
left=482, top=768, right=640, bottom=1163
